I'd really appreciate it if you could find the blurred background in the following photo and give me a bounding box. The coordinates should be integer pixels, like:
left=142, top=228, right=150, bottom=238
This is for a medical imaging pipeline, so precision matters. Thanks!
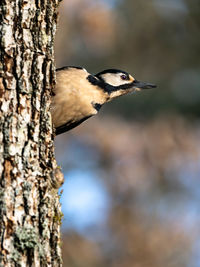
left=55, top=0, right=200, bottom=266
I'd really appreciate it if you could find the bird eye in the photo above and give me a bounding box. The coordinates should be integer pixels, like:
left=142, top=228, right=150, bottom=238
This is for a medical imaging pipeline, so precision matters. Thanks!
left=121, top=74, right=128, bottom=80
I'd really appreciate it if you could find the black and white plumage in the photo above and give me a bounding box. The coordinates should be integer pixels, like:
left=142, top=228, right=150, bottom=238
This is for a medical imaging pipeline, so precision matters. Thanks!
left=51, top=66, right=156, bottom=135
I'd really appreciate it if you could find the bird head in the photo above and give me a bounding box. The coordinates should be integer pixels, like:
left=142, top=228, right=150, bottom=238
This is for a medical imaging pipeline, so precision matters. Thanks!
left=94, top=69, right=156, bottom=101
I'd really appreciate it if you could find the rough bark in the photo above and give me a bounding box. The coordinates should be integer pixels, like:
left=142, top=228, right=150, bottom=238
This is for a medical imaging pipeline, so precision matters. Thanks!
left=0, top=0, right=63, bottom=266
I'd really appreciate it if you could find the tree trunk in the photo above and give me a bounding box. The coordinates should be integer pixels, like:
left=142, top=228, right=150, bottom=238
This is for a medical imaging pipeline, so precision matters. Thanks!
left=0, top=1, right=63, bottom=266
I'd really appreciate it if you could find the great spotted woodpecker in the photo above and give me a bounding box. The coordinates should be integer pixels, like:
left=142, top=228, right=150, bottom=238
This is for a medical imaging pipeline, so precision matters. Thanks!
left=51, top=66, right=156, bottom=135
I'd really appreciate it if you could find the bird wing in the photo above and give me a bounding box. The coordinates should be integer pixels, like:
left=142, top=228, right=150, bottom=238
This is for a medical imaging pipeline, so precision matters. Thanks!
left=55, top=115, right=92, bottom=135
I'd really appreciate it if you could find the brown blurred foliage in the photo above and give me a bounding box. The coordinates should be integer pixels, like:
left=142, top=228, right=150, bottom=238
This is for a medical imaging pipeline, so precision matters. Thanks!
left=57, top=115, right=200, bottom=267
left=62, top=232, right=104, bottom=267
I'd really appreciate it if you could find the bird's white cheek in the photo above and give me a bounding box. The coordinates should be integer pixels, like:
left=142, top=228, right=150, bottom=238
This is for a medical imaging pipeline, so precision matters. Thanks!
left=109, top=87, right=140, bottom=99
left=102, top=74, right=128, bottom=86
left=109, top=90, right=124, bottom=99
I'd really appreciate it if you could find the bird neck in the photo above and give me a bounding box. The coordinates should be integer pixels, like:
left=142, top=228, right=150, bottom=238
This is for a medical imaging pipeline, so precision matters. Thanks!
left=87, top=74, right=114, bottom=94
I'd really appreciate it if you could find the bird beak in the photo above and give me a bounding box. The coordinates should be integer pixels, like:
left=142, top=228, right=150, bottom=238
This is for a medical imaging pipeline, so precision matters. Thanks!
left=107, top=79, right=156, bottom=101
left=133, top=80, right=157, bottom=91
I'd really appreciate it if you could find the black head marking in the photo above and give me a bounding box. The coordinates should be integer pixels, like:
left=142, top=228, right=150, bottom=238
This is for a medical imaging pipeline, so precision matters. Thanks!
left=95, top=69, right=130, bottom=83
left=95, top=69, right=129, bottom=77
left=87, top=75, right=100, bottom=86
left=90, top=71, right=133, bottom=93
left=87, top=74, right=112, bottom=93
left=94, top=69, right=133, bottom=93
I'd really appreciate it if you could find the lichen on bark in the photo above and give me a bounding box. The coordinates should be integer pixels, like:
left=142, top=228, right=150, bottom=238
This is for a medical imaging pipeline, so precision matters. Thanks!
left=0, top=1, right=63, bottom=266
